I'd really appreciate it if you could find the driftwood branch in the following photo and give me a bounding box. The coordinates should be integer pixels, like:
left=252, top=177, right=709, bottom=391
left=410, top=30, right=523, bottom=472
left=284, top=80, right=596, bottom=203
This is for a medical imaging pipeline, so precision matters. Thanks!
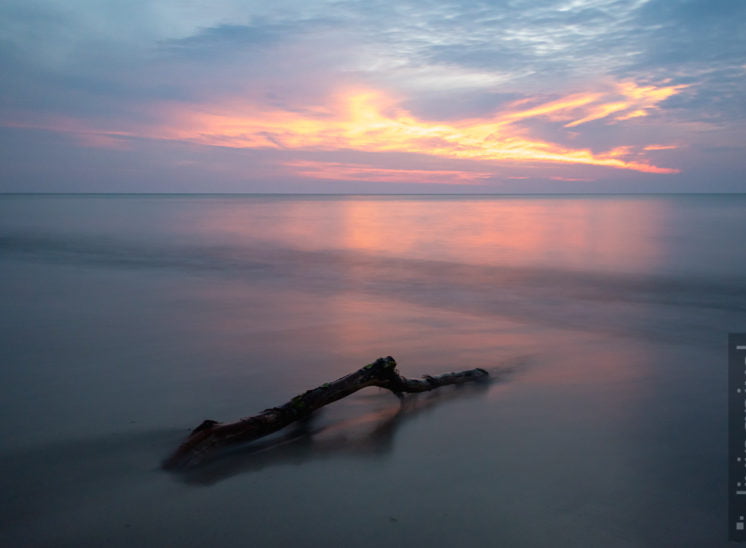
left=163, top=356, right=489, bottom=470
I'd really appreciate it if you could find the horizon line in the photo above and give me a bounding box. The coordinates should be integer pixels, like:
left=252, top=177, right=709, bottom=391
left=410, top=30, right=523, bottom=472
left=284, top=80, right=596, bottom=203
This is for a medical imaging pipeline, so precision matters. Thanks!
left=1, top=191, right=745, bottom=197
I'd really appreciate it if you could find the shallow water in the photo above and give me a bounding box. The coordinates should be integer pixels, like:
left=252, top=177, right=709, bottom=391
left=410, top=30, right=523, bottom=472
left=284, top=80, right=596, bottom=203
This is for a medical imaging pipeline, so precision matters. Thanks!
left=1, top=194, right=743, bottom=546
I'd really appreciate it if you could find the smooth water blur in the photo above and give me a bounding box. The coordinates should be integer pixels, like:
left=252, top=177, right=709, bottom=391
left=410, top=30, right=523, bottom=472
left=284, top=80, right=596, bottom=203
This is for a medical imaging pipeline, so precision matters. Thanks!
left=1, top=194, right=744, bottom=547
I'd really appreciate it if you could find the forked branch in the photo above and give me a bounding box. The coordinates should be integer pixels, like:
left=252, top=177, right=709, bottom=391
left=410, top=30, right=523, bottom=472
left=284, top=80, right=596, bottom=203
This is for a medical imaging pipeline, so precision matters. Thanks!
left=163, top=356, right=488, bottom=470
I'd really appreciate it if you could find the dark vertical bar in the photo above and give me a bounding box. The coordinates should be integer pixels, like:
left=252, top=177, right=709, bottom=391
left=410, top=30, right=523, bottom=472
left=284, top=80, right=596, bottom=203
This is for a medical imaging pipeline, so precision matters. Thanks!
left=729, top=334, right=746, bottom=541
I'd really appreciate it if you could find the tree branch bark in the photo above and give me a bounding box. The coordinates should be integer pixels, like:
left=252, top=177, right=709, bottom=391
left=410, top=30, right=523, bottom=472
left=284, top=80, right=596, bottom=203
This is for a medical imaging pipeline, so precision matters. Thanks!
left=163, top=356, right=489, bottom=470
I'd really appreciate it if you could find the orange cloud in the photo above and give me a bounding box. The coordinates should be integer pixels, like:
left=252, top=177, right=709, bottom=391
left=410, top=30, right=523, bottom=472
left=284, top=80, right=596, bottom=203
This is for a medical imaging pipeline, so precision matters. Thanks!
left=150, top=79, right=682, bottom=174
left=549, top=176, right=596, bottom=182
left=1, top=79, right=684, bottom=177
left=500, top=92, right=604, bottom=124
left=643, top=144, right=678, bottom=151
left=490, top=80, right=685, bottom=129
left=285, top=160, right=492, bottom=184
left=615, top=109, right=648, bottom=121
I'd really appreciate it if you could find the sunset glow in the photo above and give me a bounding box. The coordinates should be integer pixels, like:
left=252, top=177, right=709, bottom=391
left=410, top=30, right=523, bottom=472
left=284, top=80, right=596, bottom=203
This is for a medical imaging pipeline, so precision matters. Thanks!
left=151, top=79, right=683, bottom=176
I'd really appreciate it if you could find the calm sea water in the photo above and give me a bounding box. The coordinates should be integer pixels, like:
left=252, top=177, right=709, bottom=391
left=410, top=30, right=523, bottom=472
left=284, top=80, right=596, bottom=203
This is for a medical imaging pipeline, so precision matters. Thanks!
left=1, top=194, right=744, bottom=547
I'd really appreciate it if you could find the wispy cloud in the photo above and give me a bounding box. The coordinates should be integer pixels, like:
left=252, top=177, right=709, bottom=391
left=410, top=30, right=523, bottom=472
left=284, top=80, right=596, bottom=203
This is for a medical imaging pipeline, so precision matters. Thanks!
left=0, top=78, right=683, bottom=176
left=137, top=79, right=682, bottom=174
left=284, top=160, right=491, bottom=184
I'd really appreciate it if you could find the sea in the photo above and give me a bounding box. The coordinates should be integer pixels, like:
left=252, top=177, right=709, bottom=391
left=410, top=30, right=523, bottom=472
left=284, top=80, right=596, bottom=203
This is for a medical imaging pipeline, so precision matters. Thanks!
left=1, top=193, right=744, bottom=547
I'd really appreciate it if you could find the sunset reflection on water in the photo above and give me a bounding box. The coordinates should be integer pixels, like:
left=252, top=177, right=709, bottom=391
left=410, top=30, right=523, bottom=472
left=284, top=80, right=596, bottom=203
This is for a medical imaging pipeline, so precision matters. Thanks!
left=192, top=196, right=668, bottom=275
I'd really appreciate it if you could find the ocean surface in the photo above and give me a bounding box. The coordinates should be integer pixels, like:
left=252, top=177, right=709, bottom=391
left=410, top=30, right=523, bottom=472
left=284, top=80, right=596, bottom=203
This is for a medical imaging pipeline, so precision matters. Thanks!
left=1, top=194, right=744, bottom=547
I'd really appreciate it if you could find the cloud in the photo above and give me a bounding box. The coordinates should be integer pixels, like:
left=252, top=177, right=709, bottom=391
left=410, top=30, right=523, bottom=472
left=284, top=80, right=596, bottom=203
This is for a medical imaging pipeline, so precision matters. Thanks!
left=160, top=18, right=338, bottom=58
left=0, top=0, right=743, bottom=191
left=131, top=78, right=682, bottom=174
left=4, top=76, right=683, bottom=181
left=284, top=160, right=492, bottom=184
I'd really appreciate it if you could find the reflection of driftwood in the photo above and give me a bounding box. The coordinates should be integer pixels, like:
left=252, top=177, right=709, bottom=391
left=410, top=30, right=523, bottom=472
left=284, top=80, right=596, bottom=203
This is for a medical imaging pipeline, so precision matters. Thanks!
left=181, top=380, right=491, bottom=485
left=163, top=356, right=489, bottom=470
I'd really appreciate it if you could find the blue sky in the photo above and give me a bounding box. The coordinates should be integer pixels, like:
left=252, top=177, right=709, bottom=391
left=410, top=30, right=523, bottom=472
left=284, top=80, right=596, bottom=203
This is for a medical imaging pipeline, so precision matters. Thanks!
left=1, top=0, right=744, bottom=193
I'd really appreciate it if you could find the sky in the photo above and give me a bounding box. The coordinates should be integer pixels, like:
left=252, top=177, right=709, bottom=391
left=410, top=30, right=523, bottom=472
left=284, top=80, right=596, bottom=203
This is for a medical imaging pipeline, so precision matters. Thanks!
left=1, top=0, right=745, bottom=193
